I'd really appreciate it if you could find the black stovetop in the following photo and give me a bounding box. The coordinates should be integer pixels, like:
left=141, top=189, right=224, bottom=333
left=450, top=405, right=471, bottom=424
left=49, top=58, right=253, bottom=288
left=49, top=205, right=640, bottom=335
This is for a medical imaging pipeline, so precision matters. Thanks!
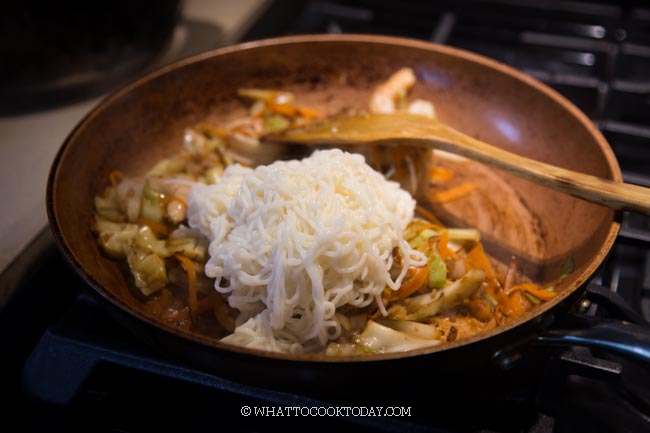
left=3, top=1, right=650, bottom=432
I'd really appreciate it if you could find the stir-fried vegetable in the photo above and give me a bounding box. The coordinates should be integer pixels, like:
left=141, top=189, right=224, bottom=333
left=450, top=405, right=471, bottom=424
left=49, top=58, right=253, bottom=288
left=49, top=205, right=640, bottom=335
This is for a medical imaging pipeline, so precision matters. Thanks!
left=357, top=320, right=441, bottom=353
left=388, top=268, right=486, bottom=321
left=427, top=250, right=447, bottom=289
left=127, top=250, right=167, bottom=295
left=92, top=69, right=563, bottom=355
left=140, top=181, right=165, bottom=223
left=322, top=208, right=556, bottom=355
left=91, top=89, right=326, bottom=336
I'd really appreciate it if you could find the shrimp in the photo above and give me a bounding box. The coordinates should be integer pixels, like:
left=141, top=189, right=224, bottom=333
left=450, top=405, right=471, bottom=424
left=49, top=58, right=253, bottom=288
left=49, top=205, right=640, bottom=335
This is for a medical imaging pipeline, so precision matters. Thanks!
left=154, top=179, right=193, bottom=224
left=370, top=67, right=417, bottom=114
left=407, top=99, right=436, bottom=118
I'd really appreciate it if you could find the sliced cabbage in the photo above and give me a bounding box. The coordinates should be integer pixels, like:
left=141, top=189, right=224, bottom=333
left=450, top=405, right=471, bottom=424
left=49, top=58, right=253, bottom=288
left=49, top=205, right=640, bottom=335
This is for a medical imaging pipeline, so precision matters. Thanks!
left=376, top=319, right=441, bottom=340
left=134, top=226, right=170, bottom=257
left=427, top=250, right=446, bottom=289
left=389, top=268, right=486, bottom=321
left=357, top=320, right=440, bottom=353
left=114, top=179, right=143, bottom=223
left=326, top=342, right=367, bottom=356
left=446, top=228, right=481, bottom=242
left=94, top=194, right=125, bottom=222
left=127, top=250, right=167, bottom=296
left=140, top=181, right=165, bottom=223
left=336, top=312, right=368, bottom=335
left=96, top=217, right=139, bottom=259
left=166, top=229, right=207, bottom=261
left=227, top=132, right=260, bottom=157
left=408, top=228, right=437, bottom=250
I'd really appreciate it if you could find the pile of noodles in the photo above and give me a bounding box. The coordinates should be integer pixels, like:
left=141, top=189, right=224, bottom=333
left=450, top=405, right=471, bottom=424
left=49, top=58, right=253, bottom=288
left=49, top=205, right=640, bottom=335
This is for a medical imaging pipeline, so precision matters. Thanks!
left=187, top=149, right=426, bottom=353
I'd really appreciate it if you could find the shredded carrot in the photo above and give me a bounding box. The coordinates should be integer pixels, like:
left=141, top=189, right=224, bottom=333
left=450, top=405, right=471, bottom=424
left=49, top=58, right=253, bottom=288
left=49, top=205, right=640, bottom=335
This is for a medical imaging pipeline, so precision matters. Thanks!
left=466, top=243, right=514, bottom=314
left=138, top=219, right=173, bottom=236
left=175, top=254, right=198, bottom=323
left=509, top=283, right=557, bottom=301
left=494, top=309, right=504, bottom=326
left=428, top=166, right=454, bottom=183
left=109, top=170, right=125, bottom=187
left=438, top=230, right=450, bottom=262
left=296, top=106, right=323, bottom=118
left=465, top=243, right=496, bottom=281
left=267, top=101, right=298, bottom=117
left=429, top=182, right=478, bottom=203
left=162, top=195, right=188, bottom=209
left=395, top=265, right=429, bottom=299
left=509, top=290, right=534, bottom=316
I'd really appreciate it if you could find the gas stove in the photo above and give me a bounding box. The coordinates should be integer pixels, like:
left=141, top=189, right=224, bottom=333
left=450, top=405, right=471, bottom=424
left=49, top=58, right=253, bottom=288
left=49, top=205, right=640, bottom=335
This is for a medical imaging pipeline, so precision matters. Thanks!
left=2, top=1, right=650, bottom=432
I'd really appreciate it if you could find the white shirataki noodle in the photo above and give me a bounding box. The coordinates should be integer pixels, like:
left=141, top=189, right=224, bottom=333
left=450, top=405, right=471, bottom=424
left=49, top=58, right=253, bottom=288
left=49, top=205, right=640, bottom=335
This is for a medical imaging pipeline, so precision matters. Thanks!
left=187, top=149, right=426, bottom=353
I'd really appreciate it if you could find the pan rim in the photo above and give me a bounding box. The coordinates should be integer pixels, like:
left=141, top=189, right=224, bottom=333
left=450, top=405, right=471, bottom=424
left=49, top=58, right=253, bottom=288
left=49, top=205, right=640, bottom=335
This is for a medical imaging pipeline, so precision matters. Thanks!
left=47, top=33, right=622, bottom=363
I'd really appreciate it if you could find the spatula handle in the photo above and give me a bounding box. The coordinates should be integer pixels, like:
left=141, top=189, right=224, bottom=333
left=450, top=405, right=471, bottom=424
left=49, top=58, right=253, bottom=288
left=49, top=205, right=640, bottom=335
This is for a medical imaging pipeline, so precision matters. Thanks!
left=431, top=133, right=650, bottom=215
left=269, top=113, right=650, bottom=215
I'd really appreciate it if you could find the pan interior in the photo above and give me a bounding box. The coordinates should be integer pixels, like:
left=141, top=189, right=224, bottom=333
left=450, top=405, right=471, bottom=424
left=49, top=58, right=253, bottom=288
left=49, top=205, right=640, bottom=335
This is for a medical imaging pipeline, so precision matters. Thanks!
left=49, top=36, right=620, bottom=362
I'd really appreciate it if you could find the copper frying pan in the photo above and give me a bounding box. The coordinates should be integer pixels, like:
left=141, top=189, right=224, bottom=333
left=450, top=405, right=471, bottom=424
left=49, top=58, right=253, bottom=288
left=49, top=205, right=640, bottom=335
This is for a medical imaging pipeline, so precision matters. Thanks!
left=47, top=35, right=646, bottom=390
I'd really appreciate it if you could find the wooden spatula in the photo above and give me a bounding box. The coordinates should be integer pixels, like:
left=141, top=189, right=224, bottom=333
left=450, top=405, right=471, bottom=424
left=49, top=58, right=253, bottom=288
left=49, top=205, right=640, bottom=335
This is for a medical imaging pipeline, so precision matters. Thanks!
left=267, top=112, right=650, bottom=215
